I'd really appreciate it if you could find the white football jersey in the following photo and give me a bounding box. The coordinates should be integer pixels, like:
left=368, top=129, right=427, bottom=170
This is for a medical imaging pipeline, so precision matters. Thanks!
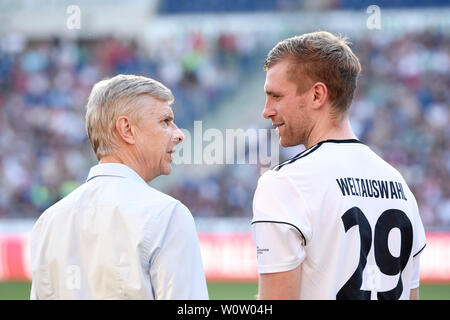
left=252, top=139, right=426, bottom=300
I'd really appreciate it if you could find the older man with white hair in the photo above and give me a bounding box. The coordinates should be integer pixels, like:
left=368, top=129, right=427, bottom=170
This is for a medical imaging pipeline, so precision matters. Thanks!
left=29, top=74, right=208, bottom=300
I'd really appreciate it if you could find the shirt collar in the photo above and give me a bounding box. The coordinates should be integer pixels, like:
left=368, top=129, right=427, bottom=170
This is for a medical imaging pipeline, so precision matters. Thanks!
left=86, top=163, right=147, bottom=185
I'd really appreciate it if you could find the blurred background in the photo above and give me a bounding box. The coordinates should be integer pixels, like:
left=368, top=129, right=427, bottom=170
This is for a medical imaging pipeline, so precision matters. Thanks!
left=0, top=0, right=449, bottom=299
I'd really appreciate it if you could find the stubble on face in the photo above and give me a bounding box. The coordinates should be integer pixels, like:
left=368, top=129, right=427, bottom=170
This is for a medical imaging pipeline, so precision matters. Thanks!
left=265, top=60, right=314, bottom=148
left=286, top=98, right=313, bottom=148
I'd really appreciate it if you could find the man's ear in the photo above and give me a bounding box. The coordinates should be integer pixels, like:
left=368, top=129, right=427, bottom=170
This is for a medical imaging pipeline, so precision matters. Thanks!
left=115, top=116, right=136, bottom=145
left=311, top=82, right=328, bottom=109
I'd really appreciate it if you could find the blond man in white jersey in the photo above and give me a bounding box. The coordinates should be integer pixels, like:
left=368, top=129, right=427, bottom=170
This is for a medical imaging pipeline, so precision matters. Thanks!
left=30, top=75, right=208, bottom=299
left=252, top=31, right=426, bottom=300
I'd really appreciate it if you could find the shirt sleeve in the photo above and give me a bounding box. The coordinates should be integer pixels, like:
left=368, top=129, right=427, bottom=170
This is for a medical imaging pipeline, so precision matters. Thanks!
left=149, top=202, right=208, bottom=300
left=251, top=170, right=311, bottom=274
left=30, top=281, right=38, bottom=300
left=29, top=214, right=45, bottom=300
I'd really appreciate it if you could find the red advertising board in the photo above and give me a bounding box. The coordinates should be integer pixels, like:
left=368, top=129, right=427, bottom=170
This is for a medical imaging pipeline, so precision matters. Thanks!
left=419, top=232, right=450, bottom=283
left=0, top=232, right=448, bottom=283
left=199, top=233, right=258, bottom=281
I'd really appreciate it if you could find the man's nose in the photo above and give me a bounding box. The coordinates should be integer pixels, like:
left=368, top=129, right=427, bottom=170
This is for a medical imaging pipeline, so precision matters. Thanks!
left=262, top=101, right=276, bottom=119
left=173, top=124, right=185, bottom=143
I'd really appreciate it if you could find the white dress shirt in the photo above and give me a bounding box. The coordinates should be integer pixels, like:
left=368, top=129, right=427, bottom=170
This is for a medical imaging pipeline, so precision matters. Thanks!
left=30, top=163, right=208, bottom=300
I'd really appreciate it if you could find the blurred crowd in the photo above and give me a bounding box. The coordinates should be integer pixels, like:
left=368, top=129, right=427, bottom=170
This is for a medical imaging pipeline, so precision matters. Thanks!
left=0, top=31, right=263, bottom=219
left=351, top=30, right=450, bottom=228
left=0, top=28, right=448, bottom=230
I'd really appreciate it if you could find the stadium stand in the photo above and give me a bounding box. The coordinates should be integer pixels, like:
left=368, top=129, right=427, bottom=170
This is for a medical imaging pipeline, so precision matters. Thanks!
left=157, top=0, right=448, bottom=14
left=0, top=1, right=449, bottom=232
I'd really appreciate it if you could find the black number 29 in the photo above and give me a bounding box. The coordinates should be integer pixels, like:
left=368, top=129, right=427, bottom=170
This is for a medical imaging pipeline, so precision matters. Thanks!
left=336, top=207, right=413, bottom=300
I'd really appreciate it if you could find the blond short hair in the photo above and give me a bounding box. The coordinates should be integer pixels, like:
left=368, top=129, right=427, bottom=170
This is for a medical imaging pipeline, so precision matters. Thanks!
left=85, top=74, right=174, bottom=160
left=264, top=31, right=361, bottom=116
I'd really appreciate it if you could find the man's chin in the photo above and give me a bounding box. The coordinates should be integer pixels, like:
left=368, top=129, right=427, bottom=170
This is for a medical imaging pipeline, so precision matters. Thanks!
left=279, top=139, right=288, bottom=147
left=279, top=137, right=293, bottom=148
left=280, top=137, right=301, bottom=148
left=161, top=164, right=172, bottom=175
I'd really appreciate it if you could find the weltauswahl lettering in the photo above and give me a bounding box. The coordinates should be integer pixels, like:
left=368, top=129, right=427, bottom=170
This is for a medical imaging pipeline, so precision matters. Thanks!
left=336, top=177, right=407, bottom=201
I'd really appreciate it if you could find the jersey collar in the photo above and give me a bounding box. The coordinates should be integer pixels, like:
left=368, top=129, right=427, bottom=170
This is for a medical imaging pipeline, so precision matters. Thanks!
left=273, top=139, right=364, bottom=171
left=317, top=138, right=363, bottom=145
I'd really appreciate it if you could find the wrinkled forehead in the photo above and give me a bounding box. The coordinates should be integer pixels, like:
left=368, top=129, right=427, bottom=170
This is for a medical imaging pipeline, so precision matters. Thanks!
left=137, top=94, right=173, bottom=114
left=127, top=95, right=174, bottom=126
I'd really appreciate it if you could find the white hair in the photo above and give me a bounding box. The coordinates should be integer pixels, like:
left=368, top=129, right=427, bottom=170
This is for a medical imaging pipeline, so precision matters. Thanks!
left=85, top=74, right=174, bottom=160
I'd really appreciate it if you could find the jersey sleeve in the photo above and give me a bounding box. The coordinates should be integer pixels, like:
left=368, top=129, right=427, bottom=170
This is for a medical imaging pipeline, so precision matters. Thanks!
left=410, top=195, right=427, bottom=289
left=410, top=251, right=422, bottom=289
left=411, top=200, right=427, bottom=259
left=252, top=222, right=306, bottom=274
left=251, top=170, right=312, bottom=274
left=149, top=202, right=209, bottom=300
